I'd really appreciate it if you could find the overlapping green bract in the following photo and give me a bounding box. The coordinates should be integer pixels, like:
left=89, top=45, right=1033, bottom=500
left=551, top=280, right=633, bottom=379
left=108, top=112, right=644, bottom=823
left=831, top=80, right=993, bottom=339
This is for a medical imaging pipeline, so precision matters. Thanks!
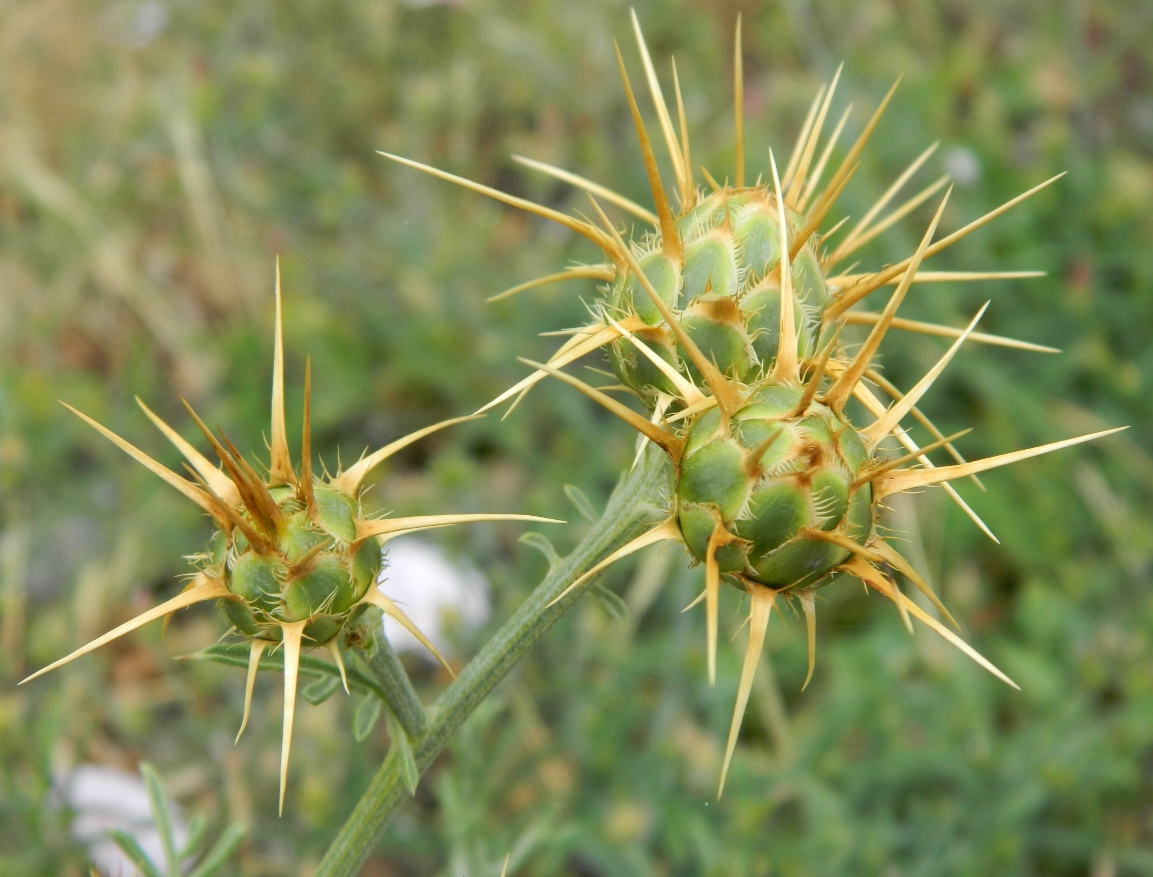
left=677, top=384, right=871, bottom=590
left=607, top=190, right=829, bottom=400
left=210, top=486, right=380, bottom=646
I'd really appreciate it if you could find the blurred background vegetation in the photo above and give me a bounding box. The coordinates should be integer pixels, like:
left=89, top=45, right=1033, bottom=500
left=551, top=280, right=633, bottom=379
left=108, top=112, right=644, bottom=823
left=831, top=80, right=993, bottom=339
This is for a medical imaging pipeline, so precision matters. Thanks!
left=1, top=0, right=1151, bottom=874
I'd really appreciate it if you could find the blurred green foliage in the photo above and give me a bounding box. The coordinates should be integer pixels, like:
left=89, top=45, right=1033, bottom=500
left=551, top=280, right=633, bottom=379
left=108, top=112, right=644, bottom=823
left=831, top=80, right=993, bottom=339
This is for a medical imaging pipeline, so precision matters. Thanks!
left=1, top=0, right=1151, bottom=874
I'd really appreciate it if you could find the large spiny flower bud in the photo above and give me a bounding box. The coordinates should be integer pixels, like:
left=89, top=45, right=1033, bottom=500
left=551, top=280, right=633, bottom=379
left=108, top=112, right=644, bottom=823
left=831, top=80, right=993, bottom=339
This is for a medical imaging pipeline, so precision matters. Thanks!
left=378, top=11, right=1122, bottom=798
left=529, top=184, right=1121, bottom=796
left=382, top=13, right=1062, bottom=425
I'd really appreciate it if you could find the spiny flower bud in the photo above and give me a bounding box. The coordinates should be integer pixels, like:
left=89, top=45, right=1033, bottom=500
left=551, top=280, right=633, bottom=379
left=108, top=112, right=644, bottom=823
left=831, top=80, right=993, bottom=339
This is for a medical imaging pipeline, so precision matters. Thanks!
left=22, top=263, right=558, bottom=812
left=382, top=15, right=1057, bottom=424
left=529, top=186, right=1121, bottom=795
left=207, top=486, right=382, bottom=646
left=380, top=11, right=1124, bottom=797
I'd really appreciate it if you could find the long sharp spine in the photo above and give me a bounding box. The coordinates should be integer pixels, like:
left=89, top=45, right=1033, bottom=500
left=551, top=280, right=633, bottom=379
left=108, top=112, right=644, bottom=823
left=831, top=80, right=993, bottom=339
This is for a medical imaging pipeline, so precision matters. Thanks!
left=278, top=620, right=307, bottom=816
left=718, top=586, right=776, bottom=797
left=630, top=9, right=687, bottom=197
left=614, top=42, right=681, bottom=259
left=269, top=259, right=294, bottom=486
left=733, top=14, right=744, bottom=188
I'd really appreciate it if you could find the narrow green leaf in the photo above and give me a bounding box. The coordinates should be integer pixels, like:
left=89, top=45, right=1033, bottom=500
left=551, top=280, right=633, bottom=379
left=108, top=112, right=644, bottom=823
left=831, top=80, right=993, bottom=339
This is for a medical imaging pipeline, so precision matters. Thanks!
left=187, top=824, right=246, bottom=877
left=179, top=814, right=209, bottom=861
left=387, top=715, right=420, bottom=796
left=303, top=673, right=341, bottom=705
left=185, top=643, right=387, bottom=701
left=107, top=829, right=163, bottom=877
left=139, top=763, right=178, bottom=876
left=354, top=693, right=383, bottom=741
left=519, top=532, right=561, bottom=569
left=590, top=583, right=629, bottom=621
left=564, top=484, right=599, bottom=522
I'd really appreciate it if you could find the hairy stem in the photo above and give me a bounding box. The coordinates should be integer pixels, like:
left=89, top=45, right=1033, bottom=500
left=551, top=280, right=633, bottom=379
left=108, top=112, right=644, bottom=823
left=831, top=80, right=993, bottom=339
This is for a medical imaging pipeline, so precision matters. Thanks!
left=358, top=625, right=429, bottom=739
left=313, top=449, right=671, bottom=876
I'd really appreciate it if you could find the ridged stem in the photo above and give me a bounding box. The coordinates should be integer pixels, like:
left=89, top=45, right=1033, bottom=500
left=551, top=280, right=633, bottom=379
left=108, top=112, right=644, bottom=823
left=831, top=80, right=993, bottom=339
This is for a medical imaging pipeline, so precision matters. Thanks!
left=358, top=626, right=429, bottom=740
left=313, top=449, right=671, bottom=877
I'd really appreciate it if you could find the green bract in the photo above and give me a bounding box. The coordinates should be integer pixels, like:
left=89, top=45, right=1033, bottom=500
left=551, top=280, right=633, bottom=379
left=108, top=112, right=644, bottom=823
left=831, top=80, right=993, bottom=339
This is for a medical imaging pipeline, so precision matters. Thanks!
left=676, top=384, right=871, bottom=590
left=608, top=190, right=829, bottom=400
left=215, top=488, right=381, bottom=646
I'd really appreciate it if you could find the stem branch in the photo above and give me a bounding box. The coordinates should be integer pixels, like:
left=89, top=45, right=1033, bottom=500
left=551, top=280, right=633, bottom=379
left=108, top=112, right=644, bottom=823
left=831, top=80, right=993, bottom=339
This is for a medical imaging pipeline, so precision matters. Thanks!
left=358, top=626, right=429, bottom=740
left=313, top=450, right=670, bottom=876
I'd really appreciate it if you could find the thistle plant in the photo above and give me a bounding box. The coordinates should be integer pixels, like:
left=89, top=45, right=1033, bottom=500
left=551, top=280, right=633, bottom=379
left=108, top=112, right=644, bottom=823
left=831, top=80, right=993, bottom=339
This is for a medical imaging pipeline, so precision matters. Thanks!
left=21, top=266, right=557, bottom=812
left=382, top=13, right=1125, bottom=794
left=20, top=12, right=1128, bottom=876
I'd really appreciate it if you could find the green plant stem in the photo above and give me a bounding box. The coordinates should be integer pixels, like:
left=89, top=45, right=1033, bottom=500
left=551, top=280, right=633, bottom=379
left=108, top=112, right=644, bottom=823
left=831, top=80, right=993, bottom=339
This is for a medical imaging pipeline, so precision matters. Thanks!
left=313, top=449, right=671, bottom=877
left=359, top=625, right=429, bottom=739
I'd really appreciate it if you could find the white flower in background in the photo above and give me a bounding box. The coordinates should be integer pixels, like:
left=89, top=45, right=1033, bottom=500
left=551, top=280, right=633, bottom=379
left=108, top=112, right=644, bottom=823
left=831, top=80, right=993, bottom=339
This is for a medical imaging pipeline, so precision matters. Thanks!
left=59, top=764, right=187, bottom=877
left=103, top=0, right=169, bottom=49
left=943, top=145, right=982, bottom=186
left=377, top=537, right=490, bottom=660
